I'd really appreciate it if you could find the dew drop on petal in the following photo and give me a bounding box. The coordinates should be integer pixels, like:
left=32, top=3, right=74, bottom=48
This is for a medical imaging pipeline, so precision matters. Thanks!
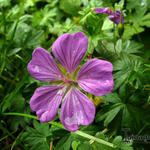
left=57, top=90, right=63, bottom=96
left=104, top=80, right=110, bottom=85
left=33, top=65, right=41, bottom=72
left=64, top=111, right=84, bottom=126
left=57, top=87, right=66, bottom=96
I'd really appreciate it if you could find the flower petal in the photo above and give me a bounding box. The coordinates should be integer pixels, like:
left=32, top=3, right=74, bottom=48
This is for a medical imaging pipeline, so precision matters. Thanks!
left=77, top=58, right=114, bottom=96
left=30, top=85, right=66, bottom=122
left=94, top=7, right=111, bottom=15
left=52, top=32, right=88, bottom=74
left=27, top=47, right=62, bottom=81
left=109, top=11, right=124, bottom=24
left=60, top=87, right=95, bottom=132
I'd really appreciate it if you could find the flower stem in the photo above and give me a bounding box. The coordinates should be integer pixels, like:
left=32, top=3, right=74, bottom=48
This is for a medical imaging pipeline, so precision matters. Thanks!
left=2, top=112, right=116, bottom=148
left=76, top=130, right=115, bottom=148
left=50, top=138, right=53, bottom=150
left=113, top=10, right=117, bottom=54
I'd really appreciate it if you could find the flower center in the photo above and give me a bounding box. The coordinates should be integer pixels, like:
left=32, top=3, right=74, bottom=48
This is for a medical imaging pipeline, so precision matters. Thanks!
left=60, top=72, right=77, bottom=87
left=63, top=78, right=75, bottom=83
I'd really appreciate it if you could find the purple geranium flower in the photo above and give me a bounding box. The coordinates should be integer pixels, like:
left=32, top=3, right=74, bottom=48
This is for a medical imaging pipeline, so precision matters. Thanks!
left=94, top=7, right=111, bottom=15
left=109, top=11, right=124, bottom=24
left=94, top=7, right=124, bottom=24
left=27, top=32, right=114, bottom=132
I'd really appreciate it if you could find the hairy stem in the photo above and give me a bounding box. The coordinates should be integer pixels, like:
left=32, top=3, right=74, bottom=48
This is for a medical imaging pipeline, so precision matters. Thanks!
left=2, top=112, right=116, bottom=148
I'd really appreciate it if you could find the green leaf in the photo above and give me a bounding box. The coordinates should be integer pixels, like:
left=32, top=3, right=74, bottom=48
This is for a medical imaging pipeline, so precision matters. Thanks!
left=102, top=18, right=113, bottom=30
left=126, top=0, right=148, bottom=12
left=113, top=136, right=133, bottom=150
left=115, top=39, right=143, bottom=55
left=25, top=30, right=44, bottom=48
left=7, top=48, right=22, bottom=56
left=72, top=141, right=81, bottom=150
left=0, top=0, right=10, bottom=7
left=21, top=120, right=51, bottom=150
left=104, top=104, right=122, bottom=126
left=23, top=0, right=34, bottom=9
left=55, top=134, right=72, bottom=150
left=113, top=54, right=144, bottom=89
left=6, top=5, right=20, bottom=19
left=140, top=13, right=150, bottom=27
left=77, top=142, right=94, bottom=150
left=122, top=105, right=132, bottom=127
left=96, top=103, right=122, bottom=123
left=60, top=0, right=81, bottom=16
left=6, top=93, right=30, bottom=130
left=92, top=132, right=112, bottom=150
left=102, top=93, right=122, bottom=103
left=2, top=72, right=28, bottom=112
left=123, top=25, right=144, bottom=38
left=33, top=7, right=58, bottom=26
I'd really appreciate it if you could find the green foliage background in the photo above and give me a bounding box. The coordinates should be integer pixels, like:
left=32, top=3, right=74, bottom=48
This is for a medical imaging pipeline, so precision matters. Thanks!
left=0, top=0, right=150, bottom=149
